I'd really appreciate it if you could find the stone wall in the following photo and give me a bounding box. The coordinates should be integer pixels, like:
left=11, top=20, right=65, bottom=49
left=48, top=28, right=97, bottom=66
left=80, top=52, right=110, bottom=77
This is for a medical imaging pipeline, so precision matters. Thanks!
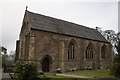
left=30, top=29, right=113, bottom=72
left=15, top=40, right=20, bottom=61
left=18, top=15, right=31, bottom=60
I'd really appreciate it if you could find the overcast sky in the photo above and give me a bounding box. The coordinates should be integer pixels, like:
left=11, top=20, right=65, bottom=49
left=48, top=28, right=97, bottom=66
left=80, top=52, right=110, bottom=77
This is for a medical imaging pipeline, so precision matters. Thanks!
left=0, top=0, right=119, bottom=54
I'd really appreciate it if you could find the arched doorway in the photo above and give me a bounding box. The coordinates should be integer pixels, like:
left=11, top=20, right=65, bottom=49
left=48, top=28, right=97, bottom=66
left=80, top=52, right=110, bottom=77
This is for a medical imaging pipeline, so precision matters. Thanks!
left=41, top=55, right=52, bottom=72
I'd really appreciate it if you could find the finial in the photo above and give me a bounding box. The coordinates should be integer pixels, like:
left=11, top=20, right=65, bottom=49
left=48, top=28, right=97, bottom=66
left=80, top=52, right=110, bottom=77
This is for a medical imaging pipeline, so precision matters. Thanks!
left=26, top=6, right=28, bottom=11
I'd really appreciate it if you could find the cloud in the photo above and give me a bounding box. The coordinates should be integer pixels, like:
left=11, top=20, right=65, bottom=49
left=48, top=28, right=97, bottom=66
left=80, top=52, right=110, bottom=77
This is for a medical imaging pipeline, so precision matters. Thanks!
left=1, top=1, right=118, bottom=54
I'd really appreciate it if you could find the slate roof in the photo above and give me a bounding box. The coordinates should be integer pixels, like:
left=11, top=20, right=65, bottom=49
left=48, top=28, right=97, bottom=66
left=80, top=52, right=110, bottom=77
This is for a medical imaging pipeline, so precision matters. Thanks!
left=26, top=10, right=108, bottom=42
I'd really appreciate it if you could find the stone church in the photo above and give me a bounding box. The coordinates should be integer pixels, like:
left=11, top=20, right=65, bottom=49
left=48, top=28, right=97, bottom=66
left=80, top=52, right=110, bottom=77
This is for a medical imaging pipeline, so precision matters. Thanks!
left=16, top=10, right=114, bottom=72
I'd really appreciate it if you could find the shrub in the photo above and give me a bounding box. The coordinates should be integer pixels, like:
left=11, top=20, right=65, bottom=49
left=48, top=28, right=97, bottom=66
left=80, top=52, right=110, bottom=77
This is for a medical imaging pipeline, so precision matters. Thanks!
left=92, top=63, right=96, bottom=70
left=110, top=63, right=120, bottom=78
left=12, top=61, right=39, bottom=80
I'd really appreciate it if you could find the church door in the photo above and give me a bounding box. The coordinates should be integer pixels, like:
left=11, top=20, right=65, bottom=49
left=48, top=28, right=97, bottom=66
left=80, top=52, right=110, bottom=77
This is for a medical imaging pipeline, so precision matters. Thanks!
left=42, top=56, right=50, bottom=72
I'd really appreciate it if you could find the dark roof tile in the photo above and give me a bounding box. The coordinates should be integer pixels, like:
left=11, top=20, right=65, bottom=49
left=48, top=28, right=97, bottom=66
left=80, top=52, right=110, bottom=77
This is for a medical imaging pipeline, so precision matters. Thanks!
left=26, top=11, right=108, bottom=42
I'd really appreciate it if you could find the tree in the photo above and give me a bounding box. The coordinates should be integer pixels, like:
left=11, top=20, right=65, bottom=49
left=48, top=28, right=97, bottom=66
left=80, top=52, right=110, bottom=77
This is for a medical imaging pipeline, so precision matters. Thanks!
left=103, top=30, right=118, bottom=52
left=7, top=51, right=15, bottom=69
left=1, top=46, right=7, bottom=55
left=9, top=50, right=15, bottom=60
left=115, top=36, right=120, bottom=63
left=111, top=63, right=120, bottom=78
left=96, top=28, right=118, bottom=54
left=1, top=46, right=7, bottom=72
left=110, top=32, right=120, bottom=77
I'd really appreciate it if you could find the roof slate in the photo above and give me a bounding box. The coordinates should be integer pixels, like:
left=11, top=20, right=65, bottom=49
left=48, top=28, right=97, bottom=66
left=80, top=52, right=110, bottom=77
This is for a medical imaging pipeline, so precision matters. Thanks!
left=26, top=10, right=108, bottom=42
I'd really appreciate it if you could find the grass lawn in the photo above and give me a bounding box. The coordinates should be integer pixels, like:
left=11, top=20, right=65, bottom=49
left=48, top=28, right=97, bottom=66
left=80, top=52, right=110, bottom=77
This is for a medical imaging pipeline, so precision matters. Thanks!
left=65, top=69, right=114, bottom=78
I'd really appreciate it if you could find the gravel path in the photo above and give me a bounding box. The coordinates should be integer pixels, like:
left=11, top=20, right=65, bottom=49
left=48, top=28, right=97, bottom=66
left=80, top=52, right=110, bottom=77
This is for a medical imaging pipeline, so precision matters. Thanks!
left=2, top=73, right=93, bottom=79
left=2, top=73, right=12, bottom=80
left=56, top=73, right=94, bottom=78
left=0, top=74, right=1, bottom=79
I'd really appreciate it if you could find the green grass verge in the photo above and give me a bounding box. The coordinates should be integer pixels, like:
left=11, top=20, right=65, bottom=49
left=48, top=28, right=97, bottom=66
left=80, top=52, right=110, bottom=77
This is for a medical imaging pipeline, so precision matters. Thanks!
left=40, top=70, right=119, bottom=80
left=65, top=69, right=114, bottom=78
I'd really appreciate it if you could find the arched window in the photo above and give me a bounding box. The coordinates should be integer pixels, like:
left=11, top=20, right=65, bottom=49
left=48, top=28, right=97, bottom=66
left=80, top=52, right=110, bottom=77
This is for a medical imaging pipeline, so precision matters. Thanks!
left=101, top=45, right=106, bottom=59
left=68, top=42, right=75, bottom=59
left=86, top=43, right=94, bottom=59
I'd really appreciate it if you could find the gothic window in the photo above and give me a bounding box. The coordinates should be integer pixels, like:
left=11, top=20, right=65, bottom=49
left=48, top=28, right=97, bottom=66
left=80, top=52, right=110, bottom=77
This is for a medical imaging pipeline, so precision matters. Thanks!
left=101, top=45, right=106, bottom=59
left=68, top=41, right=75, bottom=59
left=86, top=43, right=94, bottom=59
